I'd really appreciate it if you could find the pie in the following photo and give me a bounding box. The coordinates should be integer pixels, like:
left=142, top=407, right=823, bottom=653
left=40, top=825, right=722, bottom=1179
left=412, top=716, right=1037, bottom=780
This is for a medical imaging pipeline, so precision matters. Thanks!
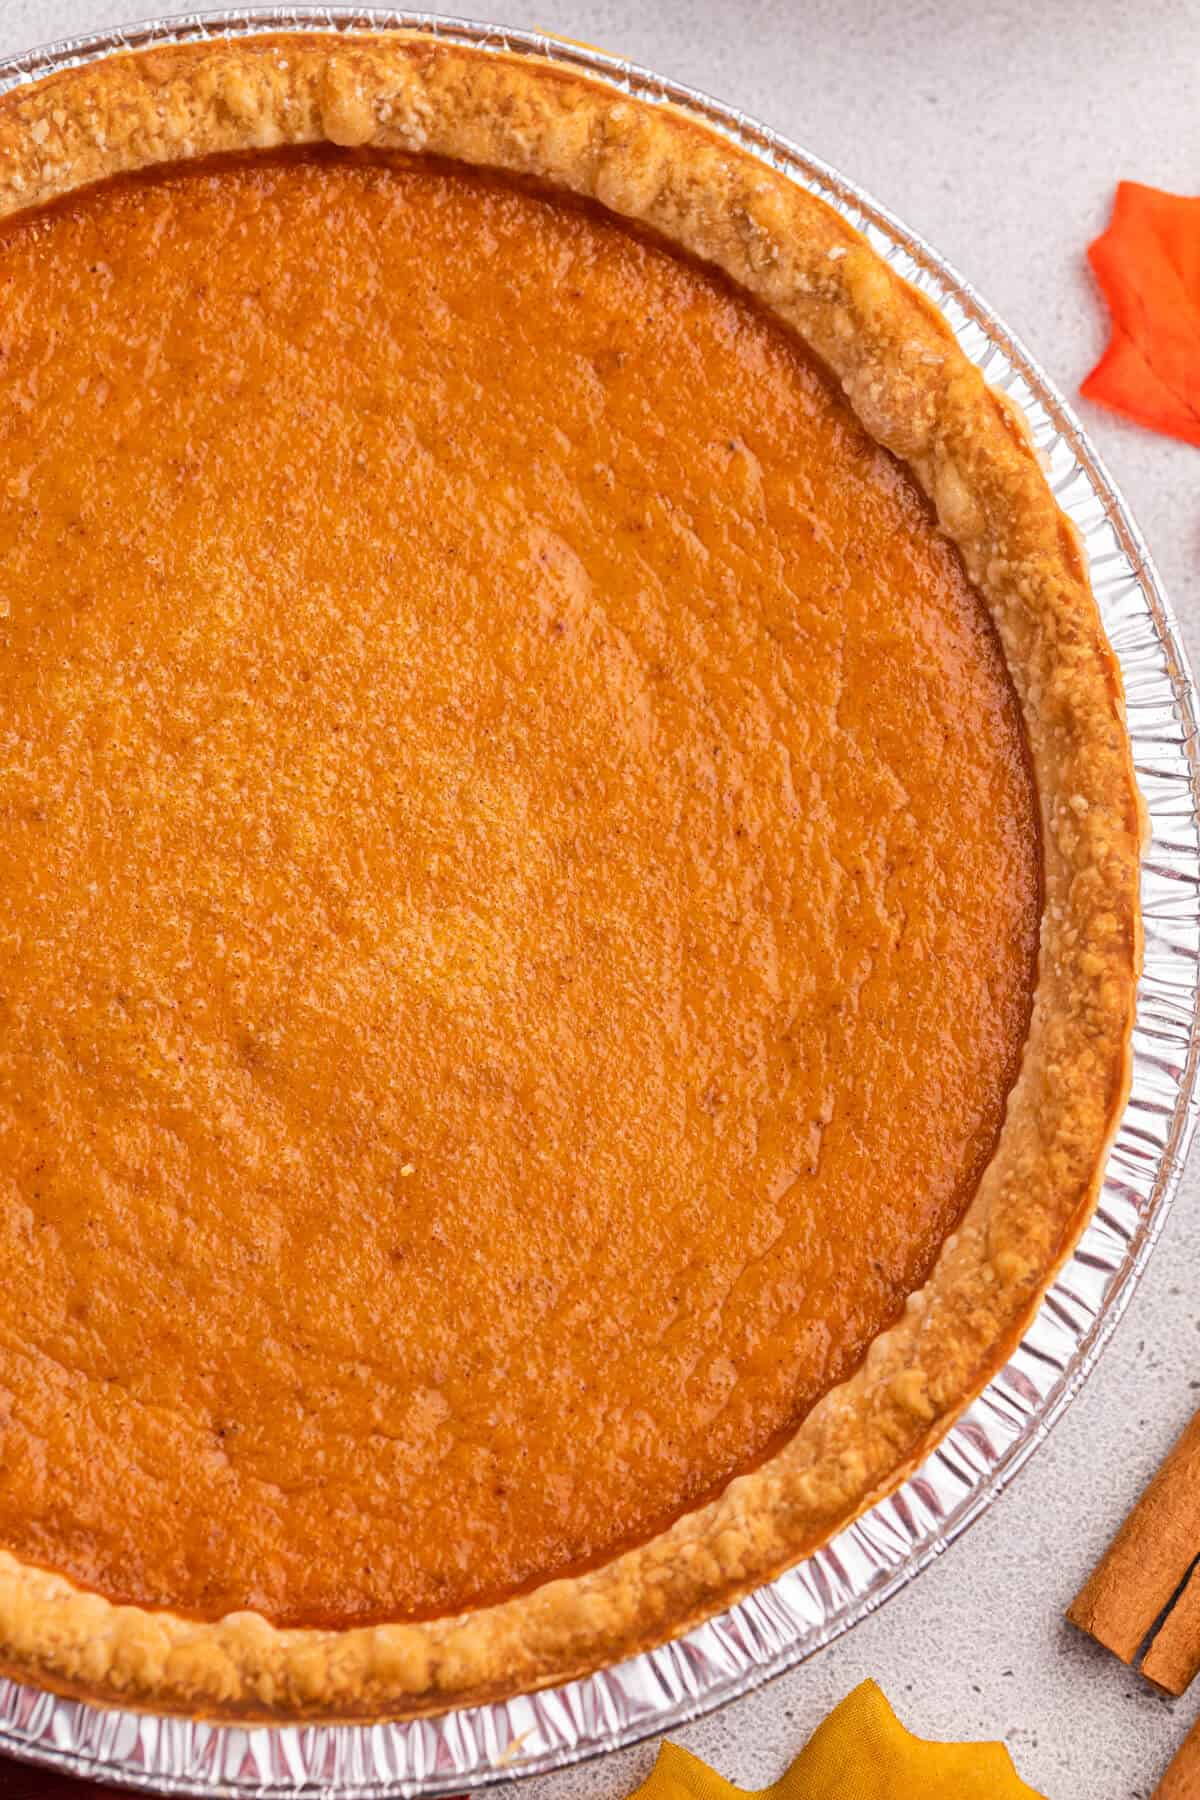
left=0, top=31, right=1141, bottom=1721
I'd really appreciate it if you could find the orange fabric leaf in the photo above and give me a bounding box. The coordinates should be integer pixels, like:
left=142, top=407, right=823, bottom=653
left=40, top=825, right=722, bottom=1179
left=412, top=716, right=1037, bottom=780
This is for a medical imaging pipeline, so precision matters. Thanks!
left=1082, top=180, right=1200, bottom=446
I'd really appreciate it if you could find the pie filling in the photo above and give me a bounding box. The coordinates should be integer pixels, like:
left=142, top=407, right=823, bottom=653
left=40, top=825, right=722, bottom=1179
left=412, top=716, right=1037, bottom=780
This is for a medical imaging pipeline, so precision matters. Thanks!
left=0, top=149, right=1040, bottom=1628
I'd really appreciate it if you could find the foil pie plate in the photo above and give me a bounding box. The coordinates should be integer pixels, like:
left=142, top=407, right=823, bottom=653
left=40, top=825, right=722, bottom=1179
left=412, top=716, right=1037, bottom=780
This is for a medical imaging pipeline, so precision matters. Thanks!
left=1, top=8, right=1198, bottom=1794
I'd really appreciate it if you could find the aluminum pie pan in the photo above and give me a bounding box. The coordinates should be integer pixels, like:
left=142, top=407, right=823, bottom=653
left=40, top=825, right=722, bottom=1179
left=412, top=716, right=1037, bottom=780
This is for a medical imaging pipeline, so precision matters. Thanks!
left=0, top=8, right=1197, bottom=1795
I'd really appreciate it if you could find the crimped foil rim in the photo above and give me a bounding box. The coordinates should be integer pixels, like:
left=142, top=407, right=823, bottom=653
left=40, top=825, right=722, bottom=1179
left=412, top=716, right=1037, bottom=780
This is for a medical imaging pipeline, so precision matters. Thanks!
left=0, top=9, right=1196, bottom=1795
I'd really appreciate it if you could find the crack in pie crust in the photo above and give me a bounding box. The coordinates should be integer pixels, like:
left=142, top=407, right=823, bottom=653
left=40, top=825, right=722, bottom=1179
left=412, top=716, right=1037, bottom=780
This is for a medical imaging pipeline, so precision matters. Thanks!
left=0, top=32, right=1141, bottom=1721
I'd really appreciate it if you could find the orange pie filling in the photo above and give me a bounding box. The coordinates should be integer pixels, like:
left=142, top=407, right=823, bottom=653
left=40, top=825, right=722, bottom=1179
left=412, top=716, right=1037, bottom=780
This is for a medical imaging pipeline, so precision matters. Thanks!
left=0, top=150, right=1040, bottom=1628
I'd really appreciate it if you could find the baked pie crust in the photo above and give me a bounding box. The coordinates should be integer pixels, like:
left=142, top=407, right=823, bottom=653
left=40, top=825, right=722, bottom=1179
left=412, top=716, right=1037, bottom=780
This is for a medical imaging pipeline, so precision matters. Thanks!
left=0, top=31, right=1141, bottom=1720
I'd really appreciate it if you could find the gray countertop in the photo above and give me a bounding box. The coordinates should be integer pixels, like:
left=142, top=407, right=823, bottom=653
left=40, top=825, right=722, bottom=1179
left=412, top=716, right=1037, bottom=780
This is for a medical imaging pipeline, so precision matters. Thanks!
left=0, top=1, right=1196, bottom=1795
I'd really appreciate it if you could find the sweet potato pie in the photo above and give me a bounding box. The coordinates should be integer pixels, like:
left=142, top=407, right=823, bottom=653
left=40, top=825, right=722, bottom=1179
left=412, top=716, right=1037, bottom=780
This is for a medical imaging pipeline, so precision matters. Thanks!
left=0, top=31, right=1141, bottom=1720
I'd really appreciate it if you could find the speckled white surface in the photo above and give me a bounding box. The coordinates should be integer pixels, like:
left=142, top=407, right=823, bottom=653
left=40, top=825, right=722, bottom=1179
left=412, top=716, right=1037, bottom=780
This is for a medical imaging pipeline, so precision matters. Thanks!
left=0, top=1, right=1195, bottom=1796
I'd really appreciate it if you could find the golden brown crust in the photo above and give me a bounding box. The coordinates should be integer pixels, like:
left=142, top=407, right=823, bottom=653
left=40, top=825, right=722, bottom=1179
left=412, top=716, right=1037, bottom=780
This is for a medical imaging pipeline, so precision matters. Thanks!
left=0, top=30, right=1142, bottom=1721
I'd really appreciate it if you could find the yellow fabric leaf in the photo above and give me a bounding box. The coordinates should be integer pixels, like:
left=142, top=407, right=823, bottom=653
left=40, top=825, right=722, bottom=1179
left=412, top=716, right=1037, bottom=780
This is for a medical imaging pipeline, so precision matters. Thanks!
left=630, top=1680, right=1046, bottom=1800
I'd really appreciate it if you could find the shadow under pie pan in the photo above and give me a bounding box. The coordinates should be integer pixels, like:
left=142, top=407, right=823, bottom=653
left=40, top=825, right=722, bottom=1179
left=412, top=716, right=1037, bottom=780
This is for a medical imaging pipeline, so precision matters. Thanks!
left=0, top=6, right=1197, bottom=1794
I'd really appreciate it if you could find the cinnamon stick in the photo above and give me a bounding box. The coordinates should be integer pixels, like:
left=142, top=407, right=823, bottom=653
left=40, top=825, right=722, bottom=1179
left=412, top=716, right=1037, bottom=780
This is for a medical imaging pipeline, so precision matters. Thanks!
left=1154, top=1716, right=1200, bottom=1800
left=1145, top=1562, right=1200, bottom=1695
left=1068, top=1411, right=1200, bottom=1662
